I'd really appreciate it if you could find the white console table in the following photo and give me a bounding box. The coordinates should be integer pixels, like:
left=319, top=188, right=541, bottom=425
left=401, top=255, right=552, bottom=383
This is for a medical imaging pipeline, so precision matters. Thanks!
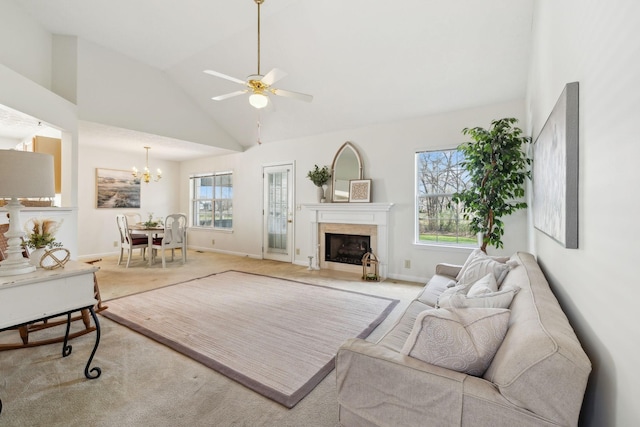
left=0, top=261, right=102, bottom=414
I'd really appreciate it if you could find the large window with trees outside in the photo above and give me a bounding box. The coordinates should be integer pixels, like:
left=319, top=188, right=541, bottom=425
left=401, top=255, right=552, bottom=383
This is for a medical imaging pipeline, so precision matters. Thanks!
left=416, top=149, right=475, bottom=245
left=190, top=172, right=233, bottom=230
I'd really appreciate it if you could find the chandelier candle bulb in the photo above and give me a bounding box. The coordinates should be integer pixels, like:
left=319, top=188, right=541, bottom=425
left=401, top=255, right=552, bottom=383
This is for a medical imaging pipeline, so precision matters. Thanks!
left=132, top=146, right=161, bottom=183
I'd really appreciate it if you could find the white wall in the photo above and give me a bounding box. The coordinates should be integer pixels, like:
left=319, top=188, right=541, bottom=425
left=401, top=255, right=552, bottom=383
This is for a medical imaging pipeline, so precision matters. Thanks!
left=527, top=1, right=640, bottom=425
left=0, top=0, right=52, bottom=89
left=179, top=99, right=528, bottom=282
left=78, top=145, right=181, bottom=259
left=0, top=137, right=19, bottom=149
left=75, top=39, right=243, bottom=153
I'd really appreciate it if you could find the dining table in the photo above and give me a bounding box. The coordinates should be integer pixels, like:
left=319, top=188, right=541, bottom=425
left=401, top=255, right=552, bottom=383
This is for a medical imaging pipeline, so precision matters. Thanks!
left=128, top=224, right=164, bottom=267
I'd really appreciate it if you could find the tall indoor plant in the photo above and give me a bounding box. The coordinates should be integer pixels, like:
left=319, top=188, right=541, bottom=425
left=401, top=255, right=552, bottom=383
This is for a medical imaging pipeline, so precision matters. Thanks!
left=452, top=118, right=531, bottom=252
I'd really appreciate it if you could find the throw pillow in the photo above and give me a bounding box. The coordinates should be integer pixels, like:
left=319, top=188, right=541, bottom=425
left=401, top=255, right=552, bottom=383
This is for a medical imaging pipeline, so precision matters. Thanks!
left=440, top=286, right=520, bottom=309
left=436, top=273, right=497, bottom=308
left=436, top=281, right=474, bottom=308
left=467, top=273, right=498, bottom=297
left=402, top=308, right=511, bottom=376
left=456, top=249, right=511, bottom=286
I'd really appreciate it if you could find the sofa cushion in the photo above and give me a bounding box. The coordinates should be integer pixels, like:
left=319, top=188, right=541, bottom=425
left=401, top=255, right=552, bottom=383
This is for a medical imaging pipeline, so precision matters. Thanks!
left=377, top=300, right=433, bottom=351
left=401, top=307, right=510, bottom=376
left=456, top=249, right=511, bottom=286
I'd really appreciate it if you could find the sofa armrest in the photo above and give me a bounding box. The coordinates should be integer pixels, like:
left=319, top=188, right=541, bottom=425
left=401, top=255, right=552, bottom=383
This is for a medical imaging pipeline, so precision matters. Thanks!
left=435, top=263, right=462, bottom=278
left=336, top=338, right=465, bottom=426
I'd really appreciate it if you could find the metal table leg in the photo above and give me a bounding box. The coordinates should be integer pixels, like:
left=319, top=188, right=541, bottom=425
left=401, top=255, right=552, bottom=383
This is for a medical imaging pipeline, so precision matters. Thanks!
left=84, top=307, right=102, bottom=379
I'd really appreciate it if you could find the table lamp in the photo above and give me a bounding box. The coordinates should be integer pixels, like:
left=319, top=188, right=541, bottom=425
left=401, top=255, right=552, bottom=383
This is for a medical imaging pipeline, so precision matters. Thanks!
left=0, top=150, right=55, bottom=276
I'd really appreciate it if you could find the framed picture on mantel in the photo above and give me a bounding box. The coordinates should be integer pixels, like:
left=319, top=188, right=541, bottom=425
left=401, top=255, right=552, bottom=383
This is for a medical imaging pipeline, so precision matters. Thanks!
left=349, top=179, right=371, bottom=203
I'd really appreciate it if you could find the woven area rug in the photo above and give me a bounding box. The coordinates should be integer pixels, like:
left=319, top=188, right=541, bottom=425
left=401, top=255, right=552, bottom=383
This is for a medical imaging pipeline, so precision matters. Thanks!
left=101, top=270, right=398, bottom=408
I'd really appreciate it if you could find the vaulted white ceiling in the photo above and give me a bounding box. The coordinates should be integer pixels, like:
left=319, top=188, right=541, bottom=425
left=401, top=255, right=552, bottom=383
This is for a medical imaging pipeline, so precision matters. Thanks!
left=8, top=0, right=534, bottom=157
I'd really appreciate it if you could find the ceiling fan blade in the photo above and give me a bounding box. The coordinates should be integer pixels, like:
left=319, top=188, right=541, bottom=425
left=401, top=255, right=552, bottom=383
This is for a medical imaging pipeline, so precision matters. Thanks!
left=204, top=70, right=246, bottom=86
left=212, top=90, right=247, bottom=101
left=261, top=68, right=288, bottom=86
left=271, top=88, right=313, bottom=103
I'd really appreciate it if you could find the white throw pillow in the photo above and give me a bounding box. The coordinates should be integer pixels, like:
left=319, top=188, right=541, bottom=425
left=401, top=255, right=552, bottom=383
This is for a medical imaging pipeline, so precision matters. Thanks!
left=436, top=281, right=474, bottom=308
left=437, top=273, right=497, bottom=308
left=467, top=273, right=498, bottom=297
left=440, top=286, right=520, bottom=309
left=402, top=308, right=510, bottom=376
left=456, top=249, right=511, bottom=286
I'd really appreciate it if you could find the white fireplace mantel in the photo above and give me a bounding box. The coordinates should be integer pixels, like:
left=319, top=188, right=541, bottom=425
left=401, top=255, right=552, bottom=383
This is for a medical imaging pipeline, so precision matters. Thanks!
left=302, top=203, right=393, bottom=277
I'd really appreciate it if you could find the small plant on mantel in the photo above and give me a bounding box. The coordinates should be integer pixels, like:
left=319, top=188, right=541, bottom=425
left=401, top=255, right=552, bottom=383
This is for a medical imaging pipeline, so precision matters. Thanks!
left=452, top=118, right=532, bottom=252
left=306, top=165, right=331, bottom=187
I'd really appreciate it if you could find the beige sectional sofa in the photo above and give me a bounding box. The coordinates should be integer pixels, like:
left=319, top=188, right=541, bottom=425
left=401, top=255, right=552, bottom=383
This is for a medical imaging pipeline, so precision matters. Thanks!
left=336, top=251, right=591, bottom=426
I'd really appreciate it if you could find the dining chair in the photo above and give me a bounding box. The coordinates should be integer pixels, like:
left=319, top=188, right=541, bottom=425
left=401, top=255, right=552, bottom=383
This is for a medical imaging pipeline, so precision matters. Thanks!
left=123, top=212, right=141, bottom=225
left=123, top=212, right=146, bottom=240
left=151, top=213, right=187, bottom=268
left=116, top=214, right=148, bottom=268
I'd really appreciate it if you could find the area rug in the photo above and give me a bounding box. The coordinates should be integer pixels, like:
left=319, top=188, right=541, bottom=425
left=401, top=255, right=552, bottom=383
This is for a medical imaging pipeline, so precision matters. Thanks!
left=101, top=270, right=398, bottom=408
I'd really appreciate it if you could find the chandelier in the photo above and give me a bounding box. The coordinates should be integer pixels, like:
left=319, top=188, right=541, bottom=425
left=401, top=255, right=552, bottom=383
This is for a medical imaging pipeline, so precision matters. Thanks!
left=132, top=146, right=161, bottom=183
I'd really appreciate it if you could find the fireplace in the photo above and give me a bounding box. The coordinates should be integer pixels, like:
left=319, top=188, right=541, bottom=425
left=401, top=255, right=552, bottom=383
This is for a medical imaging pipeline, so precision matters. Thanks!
left=303, top=203, right=393, bottom=277
left=319, top=222, right=378, bottom=274
left=325, top=233, right=371, bottom=266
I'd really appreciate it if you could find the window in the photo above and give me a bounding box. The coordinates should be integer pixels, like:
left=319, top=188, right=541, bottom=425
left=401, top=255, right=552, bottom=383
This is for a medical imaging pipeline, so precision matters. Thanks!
left=190, top=172, right=233, bottom=230
left=415, top=149, right=474, bottom=246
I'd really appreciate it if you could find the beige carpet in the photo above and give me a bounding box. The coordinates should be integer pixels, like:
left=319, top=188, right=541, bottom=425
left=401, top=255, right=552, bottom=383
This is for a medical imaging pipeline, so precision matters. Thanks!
left=0, top=251, right=422, bottom=426
left=102, top=271, right=399, bottom=408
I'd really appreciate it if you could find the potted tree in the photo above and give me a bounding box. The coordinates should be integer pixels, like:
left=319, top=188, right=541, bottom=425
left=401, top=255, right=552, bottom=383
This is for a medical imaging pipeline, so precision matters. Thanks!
left=307, top=165, right=331, bottom=202
left=452, top=118, right=531, bottom=252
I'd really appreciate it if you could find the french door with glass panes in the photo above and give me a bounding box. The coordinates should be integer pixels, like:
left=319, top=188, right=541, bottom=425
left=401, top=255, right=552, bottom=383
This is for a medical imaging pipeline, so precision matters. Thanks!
left=262, top=164, right=294, bottom=262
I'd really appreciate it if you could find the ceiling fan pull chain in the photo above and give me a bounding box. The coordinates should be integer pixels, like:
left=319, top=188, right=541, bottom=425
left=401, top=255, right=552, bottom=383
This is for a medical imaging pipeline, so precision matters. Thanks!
left=257, top=116, right=262, bottom=145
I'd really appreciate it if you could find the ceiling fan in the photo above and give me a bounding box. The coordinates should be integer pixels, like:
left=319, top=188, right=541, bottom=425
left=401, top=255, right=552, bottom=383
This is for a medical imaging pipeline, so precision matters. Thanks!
left=204, top=0, right=313, bottom=109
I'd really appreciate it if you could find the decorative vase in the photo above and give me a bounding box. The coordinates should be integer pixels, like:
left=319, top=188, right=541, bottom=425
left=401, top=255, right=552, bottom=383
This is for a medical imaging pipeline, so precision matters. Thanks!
left=30, top=247, right=47, bottom=268
left=317, top=186, right=325, bottom=203
left=321, top=184, right=328, bottom=203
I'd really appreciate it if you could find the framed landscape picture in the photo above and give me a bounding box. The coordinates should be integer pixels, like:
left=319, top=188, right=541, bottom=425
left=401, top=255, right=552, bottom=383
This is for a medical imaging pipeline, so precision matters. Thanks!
left=532, top=82, right=579, bottom=249
left=96, top=168, right=141, bottom=208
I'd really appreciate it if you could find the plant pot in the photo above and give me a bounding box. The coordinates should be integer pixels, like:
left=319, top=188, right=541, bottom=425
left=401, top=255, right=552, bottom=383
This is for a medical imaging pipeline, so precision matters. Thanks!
left=29, top=247, right=47, bottom=268
left=317, top=186, right=325, bottom=203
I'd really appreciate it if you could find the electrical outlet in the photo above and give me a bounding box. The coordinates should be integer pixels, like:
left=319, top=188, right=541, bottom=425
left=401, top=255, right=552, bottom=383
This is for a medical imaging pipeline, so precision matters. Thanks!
left=113, top=241, right=118, bottom=247
left=211, top=239, right=215, bottom=245
left=296, top=248, right=300, bottom=255
left=404, top=259, right=411, bottom=269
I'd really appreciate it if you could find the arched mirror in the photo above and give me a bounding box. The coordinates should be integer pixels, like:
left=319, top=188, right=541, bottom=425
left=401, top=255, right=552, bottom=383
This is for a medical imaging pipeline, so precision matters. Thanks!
left=331, top=142, right=363, bottom=202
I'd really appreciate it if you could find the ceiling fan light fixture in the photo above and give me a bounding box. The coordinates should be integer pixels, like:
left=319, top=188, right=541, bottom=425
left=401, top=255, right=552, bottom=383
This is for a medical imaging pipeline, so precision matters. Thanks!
left=249, top=92, right=269, bottom=109
left=204, top=0, right=312, bottom=113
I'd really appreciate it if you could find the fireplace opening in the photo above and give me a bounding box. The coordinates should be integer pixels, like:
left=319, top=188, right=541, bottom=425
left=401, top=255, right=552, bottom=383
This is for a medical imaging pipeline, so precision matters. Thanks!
left=325, top=233, right=371, bottom=266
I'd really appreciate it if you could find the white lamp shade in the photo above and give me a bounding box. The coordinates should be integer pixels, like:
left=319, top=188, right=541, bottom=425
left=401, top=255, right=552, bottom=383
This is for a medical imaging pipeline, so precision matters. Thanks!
left=249, top=93, right=269, bottom=109
left=0, top=150, right=55, bottom=198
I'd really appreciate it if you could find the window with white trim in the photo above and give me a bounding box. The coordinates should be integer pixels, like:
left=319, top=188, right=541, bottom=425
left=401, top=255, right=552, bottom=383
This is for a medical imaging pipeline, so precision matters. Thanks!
left=415, top=149, right=474, bottom=246
left=190, top=172, right=233, bottom=230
